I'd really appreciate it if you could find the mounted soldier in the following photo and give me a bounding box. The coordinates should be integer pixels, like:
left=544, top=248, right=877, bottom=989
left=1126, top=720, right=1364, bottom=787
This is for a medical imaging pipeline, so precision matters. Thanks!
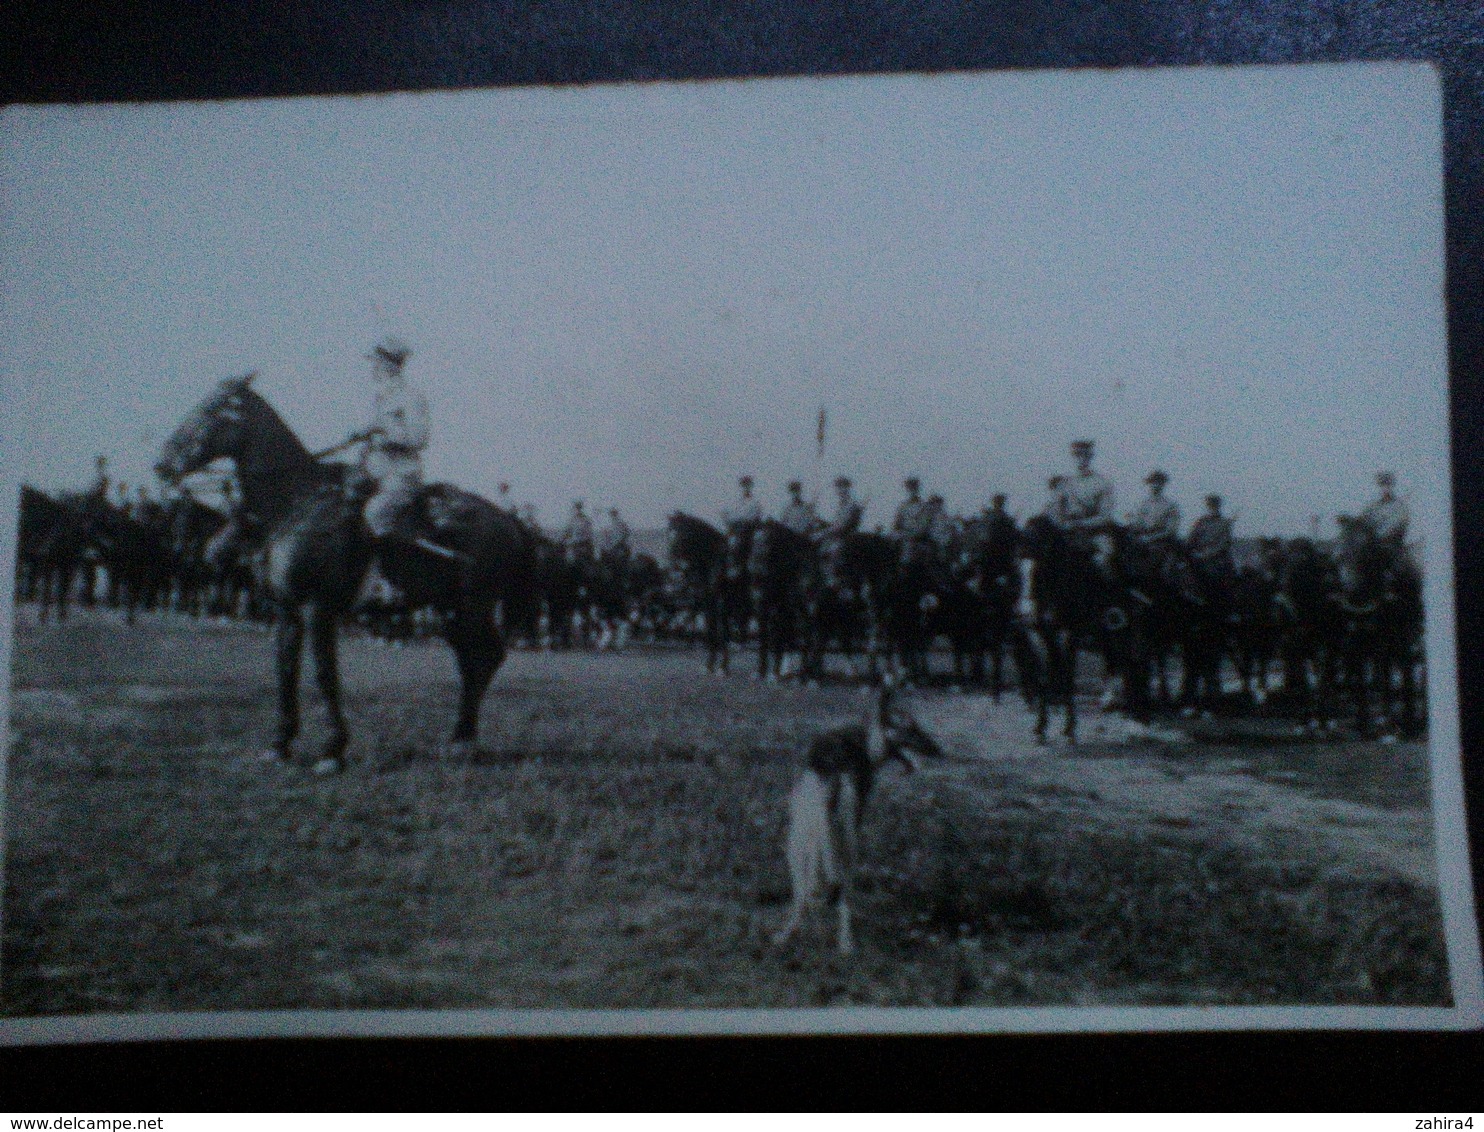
left=360, top=337, right=427, bottom=534
left=562, top=500, right=596, bottom=565
left=779, top=480, right=822, bottom=537
left=1361, top=471, right=1412, bottom=570
left=722, top=475, right=763, bottom=532
left=720, top=475, right=762, bottom=585
left=1187, top=494, right=1236, bottom=612
left=1129, top=469, right=1195, bottom=596
left=819, top=475, right=863, bottom=585
left=1130, top=470, right=1180, bottom=550
left=892, top=477, right=932, bottom=565
left=348, top=337, right=471, bottom=604
left=925, top=494, right=955, bottom=554
left=1056, top=439, right=1116, bottom=572
left=597, top=507, right=631, bottom=562
left=157, top=371, right=539, bottom=773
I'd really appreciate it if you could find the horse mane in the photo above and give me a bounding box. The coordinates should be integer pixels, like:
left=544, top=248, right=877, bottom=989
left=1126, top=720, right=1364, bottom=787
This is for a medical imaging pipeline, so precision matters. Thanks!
left=669, top=511, right=722, bottom=539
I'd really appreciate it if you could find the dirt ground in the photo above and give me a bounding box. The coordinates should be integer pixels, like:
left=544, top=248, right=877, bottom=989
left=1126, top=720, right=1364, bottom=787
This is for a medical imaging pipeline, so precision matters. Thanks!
left=0, top=607, right=1450, bottom=1015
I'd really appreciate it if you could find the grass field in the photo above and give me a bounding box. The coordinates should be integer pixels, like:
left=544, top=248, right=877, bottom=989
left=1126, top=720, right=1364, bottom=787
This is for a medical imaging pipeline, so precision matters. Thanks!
left=0, top=607, right=1450, bottom=1015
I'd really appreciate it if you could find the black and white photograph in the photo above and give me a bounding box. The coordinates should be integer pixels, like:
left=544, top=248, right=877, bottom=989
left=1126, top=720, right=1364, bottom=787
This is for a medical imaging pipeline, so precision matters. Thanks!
left=0, top=61, right=1479, bottom=1039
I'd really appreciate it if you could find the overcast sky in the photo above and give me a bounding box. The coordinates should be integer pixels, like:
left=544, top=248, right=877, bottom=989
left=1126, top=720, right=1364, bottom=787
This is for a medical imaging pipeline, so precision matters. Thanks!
left=0, top=63, right=1448, bottom=537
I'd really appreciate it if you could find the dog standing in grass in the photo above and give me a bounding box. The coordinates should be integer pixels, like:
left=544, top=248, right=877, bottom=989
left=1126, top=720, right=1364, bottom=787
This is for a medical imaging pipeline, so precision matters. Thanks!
left=773, top=683, right=944, bottom=955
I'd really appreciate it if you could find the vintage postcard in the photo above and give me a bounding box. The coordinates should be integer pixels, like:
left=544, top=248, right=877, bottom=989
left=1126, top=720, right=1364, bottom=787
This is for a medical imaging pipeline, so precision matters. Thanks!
left=0, top=61, right=1478, bottom=1041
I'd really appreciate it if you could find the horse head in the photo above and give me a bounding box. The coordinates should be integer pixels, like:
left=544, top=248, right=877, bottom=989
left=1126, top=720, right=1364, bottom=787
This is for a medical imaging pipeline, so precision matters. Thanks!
left=667, top=513, right=723, bottom=574
left=155, top=373, right=259, bottom=484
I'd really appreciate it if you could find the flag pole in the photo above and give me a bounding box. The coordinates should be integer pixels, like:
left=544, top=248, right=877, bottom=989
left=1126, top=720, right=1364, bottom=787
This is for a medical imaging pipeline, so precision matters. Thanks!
left=814, top=404, right=827, bottom=515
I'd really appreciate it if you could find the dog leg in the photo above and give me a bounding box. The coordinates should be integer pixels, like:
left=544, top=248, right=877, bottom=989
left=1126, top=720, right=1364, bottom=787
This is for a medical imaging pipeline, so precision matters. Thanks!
left=835, top=778, right=860, bottom=956
left=774, top=772, right=827, bottom=946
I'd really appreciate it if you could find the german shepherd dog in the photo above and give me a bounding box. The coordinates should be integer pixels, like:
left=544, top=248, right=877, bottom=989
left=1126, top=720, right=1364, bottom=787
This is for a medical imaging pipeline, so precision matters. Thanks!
left=773, top=683, right=944, bottom=955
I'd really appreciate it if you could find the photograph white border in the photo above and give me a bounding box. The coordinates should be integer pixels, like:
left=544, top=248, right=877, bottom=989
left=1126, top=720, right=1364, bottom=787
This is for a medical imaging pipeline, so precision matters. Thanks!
left=0, top=61, right=1479, bottom=1042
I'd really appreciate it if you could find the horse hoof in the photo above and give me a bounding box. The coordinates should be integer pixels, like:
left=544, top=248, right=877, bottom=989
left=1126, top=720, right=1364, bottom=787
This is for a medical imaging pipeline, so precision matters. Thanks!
left=259, top=749, right=287, bottom=765
left=312, top=757, right=344, bottom=777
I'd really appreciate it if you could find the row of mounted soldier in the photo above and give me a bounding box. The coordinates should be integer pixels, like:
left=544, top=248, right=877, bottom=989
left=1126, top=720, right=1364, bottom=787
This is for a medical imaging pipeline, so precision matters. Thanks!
left=14, top=343, right=1423, bottom=740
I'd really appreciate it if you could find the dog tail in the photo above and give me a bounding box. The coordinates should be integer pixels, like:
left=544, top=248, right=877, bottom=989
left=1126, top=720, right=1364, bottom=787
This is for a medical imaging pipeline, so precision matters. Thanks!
left=786, top=769, right=840, bottom=906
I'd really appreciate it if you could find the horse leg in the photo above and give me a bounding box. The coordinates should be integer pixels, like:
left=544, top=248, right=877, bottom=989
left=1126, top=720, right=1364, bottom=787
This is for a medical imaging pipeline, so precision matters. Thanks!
left=448, top=604, right=506, bottom=750
left=309, top=602, right=351, bottom=774
left=1062, top=637, right=1078, bottom=743
left=1354, top=641, right=1374, bottom=737
left=272, top=607, right=305, bottom=763
left=990, top=633, right=1005, bottom=702
left=1034, top=679, right=1050, bottom=745
left=58, top=563, right=75, bottom=621
left=757, top=610, right=771, bottom=679
left=718, top=591, right=731, bottom=674
left=1400, top=650, right=1421, bottom=737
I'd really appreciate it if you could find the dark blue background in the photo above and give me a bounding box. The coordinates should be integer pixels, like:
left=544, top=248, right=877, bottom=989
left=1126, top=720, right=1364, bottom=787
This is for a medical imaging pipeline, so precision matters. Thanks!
left=3, top=0, right=1481, bottom=1109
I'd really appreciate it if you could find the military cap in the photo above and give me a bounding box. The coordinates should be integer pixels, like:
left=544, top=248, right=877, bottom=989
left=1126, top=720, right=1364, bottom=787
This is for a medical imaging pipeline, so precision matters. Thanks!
left=739, top=475, right=754, bottom=487
left=1071, top=439, right=1094, bottom=453
left=1377, top=471, right=1396, bottom=486
left=369, top=336, right=411, bottom=366
left=788, top=480, right=803, bottom=492
left=834, top=476, right=852, bottom=488
left=1146, top=470, right=1169, bottom=485
left=1206, top=494, right=1222, bottom=507
left=904, top=477, right=921, bottom=490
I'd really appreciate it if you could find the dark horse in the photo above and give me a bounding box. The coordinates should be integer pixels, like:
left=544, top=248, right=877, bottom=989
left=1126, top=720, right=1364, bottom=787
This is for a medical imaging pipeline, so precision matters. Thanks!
left=1015, top=515, right=1148, bottom=743
left=940, top=516, right=1021, bottom=696
left=748, top=519, right=817, bottom=680
left=667, top=512, right=735, bottom=673
left=156, top=374, right=537, bottom=774
left=1332, top=517, right=1425, bottom=737
left=16, top=485, right=98, bottom=621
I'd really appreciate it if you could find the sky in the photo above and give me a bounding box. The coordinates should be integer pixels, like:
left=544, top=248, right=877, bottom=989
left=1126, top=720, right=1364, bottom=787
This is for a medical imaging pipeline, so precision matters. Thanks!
left=0, top=63, right=1449, bottom=537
